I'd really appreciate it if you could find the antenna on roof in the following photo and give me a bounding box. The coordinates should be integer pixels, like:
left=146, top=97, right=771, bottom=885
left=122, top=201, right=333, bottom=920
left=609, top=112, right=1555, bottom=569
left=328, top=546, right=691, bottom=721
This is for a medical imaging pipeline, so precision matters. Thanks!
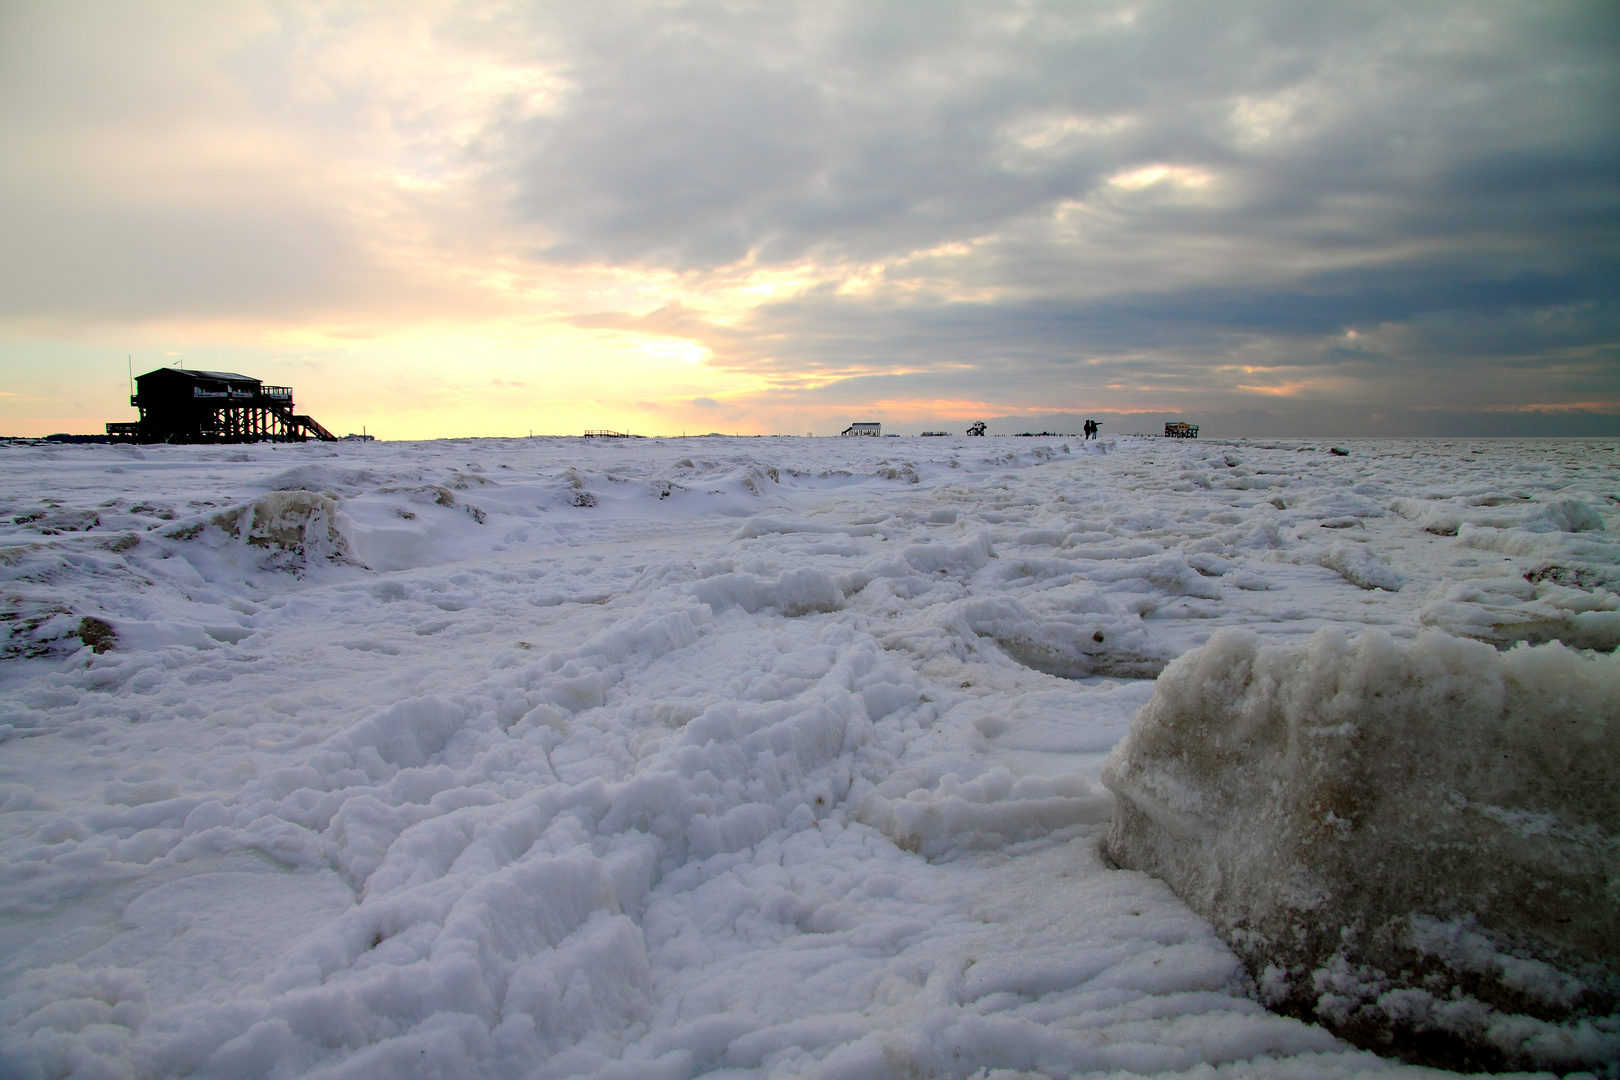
left=127, top=355, right=133, bottom=399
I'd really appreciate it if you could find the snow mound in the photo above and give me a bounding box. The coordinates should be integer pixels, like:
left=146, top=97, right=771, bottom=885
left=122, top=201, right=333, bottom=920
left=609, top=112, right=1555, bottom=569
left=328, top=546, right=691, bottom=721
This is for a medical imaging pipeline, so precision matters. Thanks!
left=209, top=489, right=354, bottom=570
left=260, top=464, right=382, bottom=495
left=1102, top=627, right=1620, bottom=1073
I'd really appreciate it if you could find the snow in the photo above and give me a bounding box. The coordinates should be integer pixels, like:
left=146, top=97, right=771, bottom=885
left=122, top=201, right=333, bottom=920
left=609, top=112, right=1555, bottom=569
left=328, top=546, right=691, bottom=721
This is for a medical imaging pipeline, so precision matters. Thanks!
left=0, top=433, right=1616, bottom=1080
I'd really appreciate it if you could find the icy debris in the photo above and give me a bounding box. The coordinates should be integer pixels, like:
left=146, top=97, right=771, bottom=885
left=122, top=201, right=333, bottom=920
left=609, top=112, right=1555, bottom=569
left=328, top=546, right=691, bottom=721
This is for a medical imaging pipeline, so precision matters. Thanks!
left=857, top=767, right=1110, bottom=859
left=691, top=567, right=844, bottom=615
left=1419, top=578, right=1620, bottom=651
left=1299, top=492, right=1385, bottom=520
left=1525, top=498, right=1606, bottom=533
left=241, top=490, right=352, bottom=561
left=1102, top=627, right=1620, bottom=1073
left=734, top=517, right=887, bottom=540
left=1392, top=496, right=1610, bottom=543
left=0, top=606, right=119, bottom=660
left=1319, top=542, right=1404, bottom=592
left=902, top=531, right=995, bottom=576
left=1081, top=551, right=1222, bottom=599
left=171, top=489, right=355, bottom=572
left=1457, top=524, right=1610, bottom=563
left=737, top=462, right=781, bottom=494
left=10, top=507, right=100, bottom=534
left=1527, top=562, right=1620, bottom=593
left=958, top=595, right=1171, bottom=679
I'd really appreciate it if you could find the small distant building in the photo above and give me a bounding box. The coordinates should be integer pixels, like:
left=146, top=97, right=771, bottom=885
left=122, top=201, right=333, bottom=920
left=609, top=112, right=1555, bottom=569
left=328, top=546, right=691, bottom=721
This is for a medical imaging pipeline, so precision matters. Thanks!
left=966, top=421, right=987, bottom=436
left=920, top=431, right=950, bottom=437
left=841, top=422, right=881, bottom=437
left=106, top=368, right=337, bottom=444
left=1164, top=422, right=1200, bottom=439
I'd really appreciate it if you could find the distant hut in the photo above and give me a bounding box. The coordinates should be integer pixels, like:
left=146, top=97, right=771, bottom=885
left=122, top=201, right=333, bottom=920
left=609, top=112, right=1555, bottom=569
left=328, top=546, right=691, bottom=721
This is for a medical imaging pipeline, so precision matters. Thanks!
left=106, top=368, right=337, bottom=444
left=841, top=422, right=881, bottom=437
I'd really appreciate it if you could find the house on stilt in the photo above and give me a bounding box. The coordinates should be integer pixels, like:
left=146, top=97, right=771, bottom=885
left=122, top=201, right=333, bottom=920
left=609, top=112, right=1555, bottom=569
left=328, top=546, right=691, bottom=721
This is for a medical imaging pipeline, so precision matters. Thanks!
left=106, top=368, right=338, bottom=444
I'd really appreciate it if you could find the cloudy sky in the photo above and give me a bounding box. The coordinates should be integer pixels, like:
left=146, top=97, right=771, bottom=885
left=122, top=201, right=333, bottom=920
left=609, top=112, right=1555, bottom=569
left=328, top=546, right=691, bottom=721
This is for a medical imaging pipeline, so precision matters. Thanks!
left=2, top=1, right=1616, bottom=438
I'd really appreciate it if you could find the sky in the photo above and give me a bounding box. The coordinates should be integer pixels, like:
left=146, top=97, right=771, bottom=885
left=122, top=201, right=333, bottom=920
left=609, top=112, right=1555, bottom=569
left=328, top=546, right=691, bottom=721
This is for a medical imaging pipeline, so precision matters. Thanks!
left=1, top=1, right=1617, bottom=440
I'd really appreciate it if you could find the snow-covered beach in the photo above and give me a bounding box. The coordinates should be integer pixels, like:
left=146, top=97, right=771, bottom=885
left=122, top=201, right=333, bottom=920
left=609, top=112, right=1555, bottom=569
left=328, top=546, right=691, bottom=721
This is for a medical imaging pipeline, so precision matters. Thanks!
left=2, top=434, right=1615, bottom=1079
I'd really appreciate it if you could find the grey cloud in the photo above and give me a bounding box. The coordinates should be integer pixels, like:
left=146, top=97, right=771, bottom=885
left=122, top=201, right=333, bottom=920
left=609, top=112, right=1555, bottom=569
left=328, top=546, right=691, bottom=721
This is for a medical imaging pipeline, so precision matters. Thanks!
left=706, top=262, right=1615, bottom=365
left=621, top=263, right=1618, bottom=424
left=2, top=0, right=1615, bottom=434
left=476, top=1, right=1619, bottom=430
left=488, top=1, right=1618, bottom=272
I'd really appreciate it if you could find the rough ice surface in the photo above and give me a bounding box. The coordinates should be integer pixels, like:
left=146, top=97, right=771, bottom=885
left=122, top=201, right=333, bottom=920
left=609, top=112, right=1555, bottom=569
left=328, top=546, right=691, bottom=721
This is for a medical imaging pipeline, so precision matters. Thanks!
left=1103, top=628, right=1620, bottom=1072
left=1, top=434, right=1616, bottom=1079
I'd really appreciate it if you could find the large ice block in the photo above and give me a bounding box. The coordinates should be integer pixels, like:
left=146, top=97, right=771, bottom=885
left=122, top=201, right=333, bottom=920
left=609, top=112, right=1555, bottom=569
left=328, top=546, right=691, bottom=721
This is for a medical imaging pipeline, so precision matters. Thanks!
left=1102, top=627, right=1620, bottom=1072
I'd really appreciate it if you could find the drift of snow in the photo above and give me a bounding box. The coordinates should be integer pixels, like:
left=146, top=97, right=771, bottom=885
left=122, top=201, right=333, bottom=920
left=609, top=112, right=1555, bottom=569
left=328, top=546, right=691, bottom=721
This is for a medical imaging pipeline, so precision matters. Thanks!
left=1, top=434, right=1616, bottom=1080
left=1102, top=627, right=1620, bottom=1073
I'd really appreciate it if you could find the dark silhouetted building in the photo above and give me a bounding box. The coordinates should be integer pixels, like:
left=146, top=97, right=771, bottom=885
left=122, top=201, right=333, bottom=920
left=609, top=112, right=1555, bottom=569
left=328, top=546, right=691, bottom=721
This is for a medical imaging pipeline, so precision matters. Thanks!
left=106, top=368, right=337, bottom=444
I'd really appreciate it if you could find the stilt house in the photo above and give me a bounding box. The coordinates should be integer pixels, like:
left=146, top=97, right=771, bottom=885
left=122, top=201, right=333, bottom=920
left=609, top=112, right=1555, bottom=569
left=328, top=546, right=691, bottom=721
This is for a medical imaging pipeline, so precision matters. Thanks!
left=106, top=368, right=337, bottom=444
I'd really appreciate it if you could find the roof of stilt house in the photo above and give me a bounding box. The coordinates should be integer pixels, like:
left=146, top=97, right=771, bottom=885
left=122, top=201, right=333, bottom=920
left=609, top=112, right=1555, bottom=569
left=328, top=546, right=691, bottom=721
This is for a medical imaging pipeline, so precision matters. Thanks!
left=136, top=368, right=260, bottom=386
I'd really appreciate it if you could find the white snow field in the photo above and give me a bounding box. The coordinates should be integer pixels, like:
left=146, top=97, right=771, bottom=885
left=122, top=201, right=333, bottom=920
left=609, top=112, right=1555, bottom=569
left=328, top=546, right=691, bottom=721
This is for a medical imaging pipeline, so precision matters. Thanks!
left=0, top=434, right=1615, bottom=1080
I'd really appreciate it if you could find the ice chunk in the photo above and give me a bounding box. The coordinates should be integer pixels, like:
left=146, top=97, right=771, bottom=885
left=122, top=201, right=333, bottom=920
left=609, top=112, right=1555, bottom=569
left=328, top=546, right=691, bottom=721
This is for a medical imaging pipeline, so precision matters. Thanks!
left=1102, top=627, right=1620, bottom=1073
left=1299, top=491, right=1385, bottom=520
left=1419, top=578, right=1620, bottom=651
left=902, top=531, right=995, bottom=576
left=857, top=768, right=1110, bottom=859
left=691, top=568, right=843, bottom=615
left=957, top=596, right=1171, bottom=679
left=1524, top=498, right=1606, bottom=533
left=1318, top=542, right=1404, bottom=591
left=173, top=489, right=355, bottom=572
